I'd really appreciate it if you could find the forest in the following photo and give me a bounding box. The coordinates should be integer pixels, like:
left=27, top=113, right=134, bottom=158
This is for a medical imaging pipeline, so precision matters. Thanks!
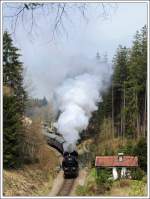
left=3, top=24, right=147, bottom=196
left=76, top=25, right=147, bottom=196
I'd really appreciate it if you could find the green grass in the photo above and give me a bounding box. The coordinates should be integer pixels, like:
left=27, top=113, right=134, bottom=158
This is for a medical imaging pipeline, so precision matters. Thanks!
left=76, top=168, right=147, bottom=197
left=129, top=180, right=147, bottom=196
left=76, top=168, right=97, bottom=196
left=105, top=178, right=147, bottom=196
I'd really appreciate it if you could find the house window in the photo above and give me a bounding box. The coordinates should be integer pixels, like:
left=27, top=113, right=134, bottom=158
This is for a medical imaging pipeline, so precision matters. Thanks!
left=118, top=153, right=124, bottom=162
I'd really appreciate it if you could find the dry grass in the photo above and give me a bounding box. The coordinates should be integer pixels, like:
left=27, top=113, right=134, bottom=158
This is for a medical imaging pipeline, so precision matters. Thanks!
left=97, top=137, right=137, bottom=156
left=3, top=146, right=59, bottom=196
left=78, top=138, right=94, bottom=154
left=105, top=179, right=147, bottom=197
left=3, top=86, right=14, bottom=96
left=3, top=117, right=60, bottom=196
left=96, top=117, right=137, bottom=155
left=119, top=179, right=130, bottom=187
left=22, top=120, right=46, bottom=163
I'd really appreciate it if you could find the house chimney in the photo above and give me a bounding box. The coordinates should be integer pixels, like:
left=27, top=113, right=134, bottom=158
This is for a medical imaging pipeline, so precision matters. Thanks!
left=118, top=152, right=124, bottom=162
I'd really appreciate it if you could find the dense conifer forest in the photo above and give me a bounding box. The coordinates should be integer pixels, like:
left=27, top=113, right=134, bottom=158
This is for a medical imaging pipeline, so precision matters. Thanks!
left=3, top=25, right=147, bottom=168
left=3, top=25, right=147, bottom=196
left=85, top=25, right=147, bottom=177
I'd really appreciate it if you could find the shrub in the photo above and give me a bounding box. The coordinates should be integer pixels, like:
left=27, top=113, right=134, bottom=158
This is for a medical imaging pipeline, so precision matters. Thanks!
left=133, top=138, right=147, bottom=172
left=21, top=120, right=46, bottom=164
left=131, top=168, right=145, bottom=180
left=117, top=140, right=135, bottom=155
left=96, top=169, right=110, bottom=184
left=96, top=168, right=112, bottom=194
left=142, top=175, right=147, bottom=183
left=76, top=185, right=87, bottom=196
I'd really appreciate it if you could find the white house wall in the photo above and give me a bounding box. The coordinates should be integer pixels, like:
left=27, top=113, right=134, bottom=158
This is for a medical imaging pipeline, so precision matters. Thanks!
left=112, top=167, right=118, bottom=180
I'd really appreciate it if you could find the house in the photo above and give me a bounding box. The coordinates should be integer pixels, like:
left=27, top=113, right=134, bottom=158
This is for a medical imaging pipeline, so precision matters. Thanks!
left=95, top=153, right=138, bottom=180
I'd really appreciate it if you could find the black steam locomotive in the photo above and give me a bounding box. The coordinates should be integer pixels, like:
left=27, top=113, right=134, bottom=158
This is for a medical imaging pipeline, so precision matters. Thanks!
left=43, top=128, right=79, bottom=178
left=62, top=151, right=79, bottom=178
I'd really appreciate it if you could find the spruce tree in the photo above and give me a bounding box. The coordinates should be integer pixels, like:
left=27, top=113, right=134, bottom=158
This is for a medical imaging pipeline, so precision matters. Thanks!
left=126, top=26, right=147, bottom=138
left=3, top=31, right=26, bottom=168
left=112, top=46, right=129, bottom=137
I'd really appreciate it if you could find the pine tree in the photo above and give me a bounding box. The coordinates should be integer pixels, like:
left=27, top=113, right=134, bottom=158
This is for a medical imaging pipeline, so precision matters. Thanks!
left=3, top=95, right=23, bottom=168
left=89, top=26, right=147, bottom=164
left=41, top=96, right=48, bottom=106
left=112, top=46, right=129, bottom=137
left=3, top=31, right=26, bottom=115
left=3, top=31, right=26, bottom=168
left=126, top=26, right=147, bottom=138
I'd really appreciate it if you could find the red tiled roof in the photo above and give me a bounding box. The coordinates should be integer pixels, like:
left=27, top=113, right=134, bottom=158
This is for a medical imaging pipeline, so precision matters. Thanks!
left=95, top=156, right=138, bottom=167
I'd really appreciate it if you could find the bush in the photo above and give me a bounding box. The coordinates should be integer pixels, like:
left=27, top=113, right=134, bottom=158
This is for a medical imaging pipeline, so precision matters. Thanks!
left=142, top=175, right=147, bottom=183
left=133, top=138, right=147, bottom=172
left=96, top=168, right=112, bottom=194
left=76, top=185, right=87, bottom=196
left=96, top=169, right=111, bottom=184
left=76, top=168, right=96, bottom=196
left=131, top=168, right=145, bottom=180
left=21, top=120, right=46, bottom=164
left=117, top=140, right=135, bottom=155
left=117, top=137, right=147, bottom=172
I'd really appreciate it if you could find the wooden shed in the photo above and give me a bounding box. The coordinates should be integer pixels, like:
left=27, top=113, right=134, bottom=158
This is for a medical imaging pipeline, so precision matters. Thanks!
left=95, top=153, right=138, bottom=180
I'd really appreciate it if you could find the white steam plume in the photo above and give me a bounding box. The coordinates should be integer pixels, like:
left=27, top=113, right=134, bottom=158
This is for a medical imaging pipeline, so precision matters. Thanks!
left=54, top=57, right=111, bottom=152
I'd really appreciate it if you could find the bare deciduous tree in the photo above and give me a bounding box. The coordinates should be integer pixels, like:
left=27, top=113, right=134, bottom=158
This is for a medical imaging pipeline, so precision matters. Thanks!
left=4, top=2, right=117, bottom=39
left=22, top=119, right=46, bottom=163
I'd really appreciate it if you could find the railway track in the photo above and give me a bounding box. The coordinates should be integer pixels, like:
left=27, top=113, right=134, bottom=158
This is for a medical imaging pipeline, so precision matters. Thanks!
left=57, top=178, right=75, bottom=196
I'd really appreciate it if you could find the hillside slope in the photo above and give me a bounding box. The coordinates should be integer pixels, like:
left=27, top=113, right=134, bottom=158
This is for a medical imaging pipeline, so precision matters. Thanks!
left=3, top=146, right=59, bottom=196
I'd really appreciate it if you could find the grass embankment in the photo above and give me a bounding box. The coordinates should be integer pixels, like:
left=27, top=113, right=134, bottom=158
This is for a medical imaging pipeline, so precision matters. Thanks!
left=3, top=146, right=59, bottom=196
left=76, top=168, right=97, bottom=196
left=106, top=178, right=147, bottom=196
left=76, top=168, right=147, bottom=196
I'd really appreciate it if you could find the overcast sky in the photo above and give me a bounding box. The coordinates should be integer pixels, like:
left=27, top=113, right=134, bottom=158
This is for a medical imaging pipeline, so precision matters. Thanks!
left=3, top=2, right=147, bottom=99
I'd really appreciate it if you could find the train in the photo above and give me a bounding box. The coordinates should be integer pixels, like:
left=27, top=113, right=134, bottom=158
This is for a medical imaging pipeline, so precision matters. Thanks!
left=43, top=127, right=79, bottom=178
left=62, top=151, right=79, bottom=178
left=43, top=131, right=65, bottom=154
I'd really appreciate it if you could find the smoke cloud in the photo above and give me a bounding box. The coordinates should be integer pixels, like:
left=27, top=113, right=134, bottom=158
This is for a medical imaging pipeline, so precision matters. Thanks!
left=54, top=57, right=112, bottom=152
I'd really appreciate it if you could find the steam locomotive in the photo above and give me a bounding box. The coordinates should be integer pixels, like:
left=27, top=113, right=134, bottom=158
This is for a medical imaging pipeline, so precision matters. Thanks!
left=62, top=151, right=79, bottom=178
left=43, top=127, right=79, bottom=178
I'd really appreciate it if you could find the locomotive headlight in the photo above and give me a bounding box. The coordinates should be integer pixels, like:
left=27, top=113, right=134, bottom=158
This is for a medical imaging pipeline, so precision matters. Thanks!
left=64, top=167, right=68, bottom=170
left=72, top=167, right=76, bottom=170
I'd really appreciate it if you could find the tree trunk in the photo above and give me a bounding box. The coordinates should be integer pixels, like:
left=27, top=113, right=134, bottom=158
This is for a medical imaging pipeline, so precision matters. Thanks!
left=143, top=80, right=147, bottom=137
left=123, top=82, right=126, bottom=139
left=112, top=83, right=114, bottom=138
